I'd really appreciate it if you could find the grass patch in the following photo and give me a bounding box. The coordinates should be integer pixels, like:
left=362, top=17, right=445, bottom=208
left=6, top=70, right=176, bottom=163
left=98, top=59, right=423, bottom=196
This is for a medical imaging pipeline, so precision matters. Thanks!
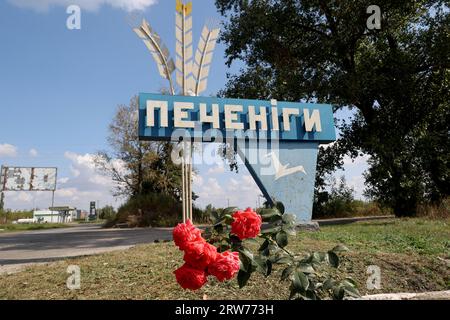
left=304, top=218, right=450, bottom=256
left=0, top=223, right=72, bottom=233
left=0, top=218, right=448, bottom=299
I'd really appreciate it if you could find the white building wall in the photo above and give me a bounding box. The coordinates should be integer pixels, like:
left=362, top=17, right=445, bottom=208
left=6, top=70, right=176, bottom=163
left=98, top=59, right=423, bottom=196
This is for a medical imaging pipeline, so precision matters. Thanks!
left=33, top=210, right=73, bottom=223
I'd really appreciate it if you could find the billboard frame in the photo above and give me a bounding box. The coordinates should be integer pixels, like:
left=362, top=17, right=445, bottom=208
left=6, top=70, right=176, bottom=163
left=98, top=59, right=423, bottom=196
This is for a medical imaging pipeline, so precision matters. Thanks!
left=0, top=166, right=58, bottom=192
left=0, top=165, right=58, bottom=210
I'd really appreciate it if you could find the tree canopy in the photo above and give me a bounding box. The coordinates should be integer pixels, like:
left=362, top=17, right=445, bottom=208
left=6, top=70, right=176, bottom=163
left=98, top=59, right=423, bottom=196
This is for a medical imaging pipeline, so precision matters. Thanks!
left=94, top=96, right=183, bottom=201
left=215, top=0, right=449, bottom=216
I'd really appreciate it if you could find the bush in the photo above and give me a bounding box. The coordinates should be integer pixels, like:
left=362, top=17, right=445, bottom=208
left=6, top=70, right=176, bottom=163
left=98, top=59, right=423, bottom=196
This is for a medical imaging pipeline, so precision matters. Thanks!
left=98, top=205, right=116, bottom=220
left=313, top=176, right=390, bottom=219
left=112, top=193, right=183, bottom=227
left=0, top=210, right=33, bottom=224
left=193, top=206, right=211, bottom=224
left=313, top=176, right=356, bottom=218
left=417, top=198, right=450, bottom=219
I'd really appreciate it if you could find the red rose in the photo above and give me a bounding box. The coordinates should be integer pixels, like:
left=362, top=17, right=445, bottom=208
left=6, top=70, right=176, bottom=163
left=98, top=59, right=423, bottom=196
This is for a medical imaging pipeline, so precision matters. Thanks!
left=231, top=207, right=262, bottom=240
left=183, top=240, right=218, bottom=269
left=173, top=220, right=203, bottom=250
left=174, top=263, right=208, bottom=290
left=207, top=251, right=240, bottom=282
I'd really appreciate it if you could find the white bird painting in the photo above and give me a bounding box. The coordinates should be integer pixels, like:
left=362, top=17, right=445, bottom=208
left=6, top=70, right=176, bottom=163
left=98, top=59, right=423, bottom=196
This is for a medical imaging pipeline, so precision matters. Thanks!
left=265, top=152, right=307, bottom=180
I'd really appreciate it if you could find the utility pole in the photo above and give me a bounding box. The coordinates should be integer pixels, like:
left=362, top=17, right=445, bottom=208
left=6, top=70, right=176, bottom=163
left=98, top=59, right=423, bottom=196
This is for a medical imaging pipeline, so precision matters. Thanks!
left=0, top=166, right=6, bottom=223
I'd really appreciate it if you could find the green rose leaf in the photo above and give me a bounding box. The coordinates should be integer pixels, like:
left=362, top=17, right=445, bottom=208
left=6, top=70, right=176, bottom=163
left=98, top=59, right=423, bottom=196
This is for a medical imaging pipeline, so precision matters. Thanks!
left=275, top=202, right=285, bottom=214
left=237, top=269, right=251, bottom=288
left=281, top=265, right=295, bottom=280
left=305, top=290, right=317, bottom=300
left=253, top=255, right=268, bottom=275
left=238, top=248, right=254, bottom=272
left=297, top=263, right=315, bottom=274
left=276, top=231, right=288, bottom=248
left=223, top=207, right=238, bottom=216
left=258, top=239, right=270, bottom=252
left=282, top=213, right=296, bottom=224
left=260, top=208, right=281, bottom=217
left=209, top=210, right=219, bottom=222
left=272, top=255, right=292, bottom=265
left=327, top=251, right=340, bottom=268
left=281, top=224, right=296, bottom=236
left=333, top=286, right=345, bottom=300
left=343, top=285, right=361, bottom=298
left=281, top=265, right=295, bottom=281
left=322, top=278, right=336, bottom=290
left=224, top=214, right=234, bottom=224
left=266, top=260, right=273, bottom=277
left=261, top=225, right=282, bottom=234
left=293, top=270, right=309, bottom=292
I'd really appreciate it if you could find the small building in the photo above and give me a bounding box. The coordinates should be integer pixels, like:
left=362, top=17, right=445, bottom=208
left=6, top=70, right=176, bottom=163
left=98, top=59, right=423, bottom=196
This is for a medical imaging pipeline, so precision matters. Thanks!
left=73, top=210, right=88, bottom=220
left=33, top=206, right=77, bottom=223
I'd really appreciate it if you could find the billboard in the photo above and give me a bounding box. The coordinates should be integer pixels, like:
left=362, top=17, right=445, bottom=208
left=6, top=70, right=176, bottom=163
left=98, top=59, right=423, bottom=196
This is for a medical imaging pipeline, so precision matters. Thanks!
left=0, top=167, right=57, bottom=191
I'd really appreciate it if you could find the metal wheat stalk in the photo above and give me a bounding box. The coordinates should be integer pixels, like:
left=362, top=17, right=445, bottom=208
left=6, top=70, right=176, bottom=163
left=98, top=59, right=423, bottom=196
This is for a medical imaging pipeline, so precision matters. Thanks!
left=193, top=22, right=220, bottom=96
left=133, top=20, right=176, bottom=95
left=133, top=0, right=220, bottom=224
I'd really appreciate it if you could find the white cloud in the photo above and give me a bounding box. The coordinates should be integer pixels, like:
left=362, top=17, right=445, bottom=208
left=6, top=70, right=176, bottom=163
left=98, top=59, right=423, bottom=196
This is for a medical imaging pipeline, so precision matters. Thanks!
left=69, top=165, right=81, bottom=177
left=320, top=141, right=336, bottom=150
left=207, top=164, right=225, bottom=175
left=58, top=177, right=69, bottom=184
left=13, top=192, right=34, bottom=203
left=193, top=174, right=203, bottom=187
left=7, top=0, right=158, bottom=12
left=194, top=173, right=261, bottom=210
left=343, top=153, right=370, bottom=165
left=0, top=143, right=18, bottom=158
left=348, top=176, right=366, bottom=200
left=64, top=151, right=96, bottom=170
left=29, top=148, right=38, bottom=157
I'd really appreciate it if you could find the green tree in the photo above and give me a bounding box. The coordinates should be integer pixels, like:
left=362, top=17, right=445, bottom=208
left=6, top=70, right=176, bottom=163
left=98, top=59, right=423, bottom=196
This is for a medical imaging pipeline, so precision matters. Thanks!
left=215, top=0, right=449, bottom=216
left=94, top=96, right=183, bottom=201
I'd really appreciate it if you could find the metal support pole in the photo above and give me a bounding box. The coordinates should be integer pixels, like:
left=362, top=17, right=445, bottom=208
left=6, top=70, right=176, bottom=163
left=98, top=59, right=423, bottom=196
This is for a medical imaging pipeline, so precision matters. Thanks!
left=0, top=191, right=4, bottom=224
left=182, top=141, right=193, bottom=222
left=187, top=145, right=193, bottom=221
left=0, top=191, right=4, bottom=211
left=181, top=144, right=186, bottom=223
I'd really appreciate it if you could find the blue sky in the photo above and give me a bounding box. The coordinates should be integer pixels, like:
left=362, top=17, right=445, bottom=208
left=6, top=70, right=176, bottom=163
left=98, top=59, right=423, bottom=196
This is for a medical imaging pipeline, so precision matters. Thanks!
left=0, top=0, right=368, bottom=211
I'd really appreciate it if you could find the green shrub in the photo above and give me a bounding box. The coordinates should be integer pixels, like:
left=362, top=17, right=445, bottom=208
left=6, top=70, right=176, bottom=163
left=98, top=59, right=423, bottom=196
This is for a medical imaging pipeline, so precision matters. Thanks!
left=417, top=198, right=450, bottom=219
left=98, top=205, right=116, bottom=220
left=0, top=210, right=33, bottom=224
left=113, top=193, right=183, bottom=227
left=192, top=206, right=211, bottom=224
left=313, top=176, right=390, bottom=218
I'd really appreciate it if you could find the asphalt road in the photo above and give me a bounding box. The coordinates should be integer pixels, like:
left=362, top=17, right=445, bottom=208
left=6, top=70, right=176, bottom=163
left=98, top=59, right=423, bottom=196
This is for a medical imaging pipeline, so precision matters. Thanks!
left=0, top=224, right=173, bottom=274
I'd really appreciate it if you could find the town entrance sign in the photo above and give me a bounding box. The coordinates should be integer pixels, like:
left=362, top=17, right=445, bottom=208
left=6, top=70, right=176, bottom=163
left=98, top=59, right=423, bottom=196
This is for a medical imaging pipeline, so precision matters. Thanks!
left=134, top=1, right=336, bottom=222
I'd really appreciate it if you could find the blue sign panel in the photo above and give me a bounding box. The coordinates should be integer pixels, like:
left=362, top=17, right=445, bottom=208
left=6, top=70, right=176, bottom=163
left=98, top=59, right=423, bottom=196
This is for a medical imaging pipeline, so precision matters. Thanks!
left=139, top=93, right=336, bottom=221
left=139, top=93, right=335, bottom=143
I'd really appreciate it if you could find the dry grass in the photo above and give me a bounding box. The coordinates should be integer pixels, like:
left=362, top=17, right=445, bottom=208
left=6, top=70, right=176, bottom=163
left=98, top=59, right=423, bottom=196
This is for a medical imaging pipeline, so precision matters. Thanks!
left=0, top=218, right=448, bottom=300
